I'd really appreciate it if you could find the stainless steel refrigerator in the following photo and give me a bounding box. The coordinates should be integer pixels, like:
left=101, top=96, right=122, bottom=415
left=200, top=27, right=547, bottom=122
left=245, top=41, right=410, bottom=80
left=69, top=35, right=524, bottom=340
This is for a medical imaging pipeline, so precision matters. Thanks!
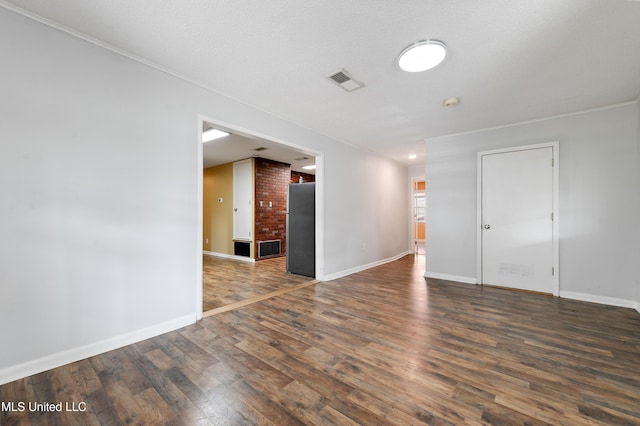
left=286, top=182, right=315, bottom=278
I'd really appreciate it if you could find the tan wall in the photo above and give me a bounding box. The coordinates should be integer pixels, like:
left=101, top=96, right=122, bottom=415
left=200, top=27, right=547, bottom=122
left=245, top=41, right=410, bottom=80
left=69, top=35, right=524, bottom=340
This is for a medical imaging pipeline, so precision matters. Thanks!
left=203, top=163, right=234, bottom=255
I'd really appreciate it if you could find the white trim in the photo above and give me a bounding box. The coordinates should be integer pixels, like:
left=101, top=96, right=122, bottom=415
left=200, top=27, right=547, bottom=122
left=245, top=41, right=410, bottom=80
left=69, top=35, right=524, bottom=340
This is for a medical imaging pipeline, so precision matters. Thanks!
left=410, top=176, right=426, bottom=254
left=0, top=314, right=195, bottom=386
left=424, top=272, right=477, bottom=284
left=476, top=142, right=560, bottom=296
left=323, top=251, right=411, bottom=281
left=314, top=154, right=325, bottom=281
left=425, top=100, right=639, bottom=142
left=196, top=117, right=204, bottom=321
left=560, top=291, right=638, bottom=310
left=203, top=250, right=255, bottom=263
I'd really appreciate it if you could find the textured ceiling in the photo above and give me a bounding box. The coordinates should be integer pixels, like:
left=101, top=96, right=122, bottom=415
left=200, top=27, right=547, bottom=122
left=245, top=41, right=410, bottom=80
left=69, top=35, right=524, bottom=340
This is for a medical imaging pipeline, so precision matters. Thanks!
left=3, top=0, right=640, bottom=166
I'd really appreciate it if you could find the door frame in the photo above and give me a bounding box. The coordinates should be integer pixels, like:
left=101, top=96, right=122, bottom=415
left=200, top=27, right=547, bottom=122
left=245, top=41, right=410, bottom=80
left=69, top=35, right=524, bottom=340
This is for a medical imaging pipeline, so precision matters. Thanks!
left=476, top=141, right=559, bottom=295
left=411, top=177, right=426, bottom=254
left=196, top=114, right=324, bottom=320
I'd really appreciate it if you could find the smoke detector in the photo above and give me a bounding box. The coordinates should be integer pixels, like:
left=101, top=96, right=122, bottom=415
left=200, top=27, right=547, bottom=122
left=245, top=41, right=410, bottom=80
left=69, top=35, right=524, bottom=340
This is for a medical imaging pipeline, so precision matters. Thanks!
left=443, top=97, right=460, bottom=107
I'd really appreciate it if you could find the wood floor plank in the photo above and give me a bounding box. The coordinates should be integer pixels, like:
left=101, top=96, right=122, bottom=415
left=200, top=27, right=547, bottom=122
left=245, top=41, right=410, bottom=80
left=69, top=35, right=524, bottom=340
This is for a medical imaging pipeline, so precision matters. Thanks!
left=202, top=255, right=311, bottom=312
left=2, top=254, right=640, bottom=424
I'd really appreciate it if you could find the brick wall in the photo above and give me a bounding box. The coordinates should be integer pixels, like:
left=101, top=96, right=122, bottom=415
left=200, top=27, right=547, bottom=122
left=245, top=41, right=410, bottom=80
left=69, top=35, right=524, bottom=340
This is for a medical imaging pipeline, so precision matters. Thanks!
left=254, top=158, right=291, bottom=258
left=290, top=171, right=316, bottom=184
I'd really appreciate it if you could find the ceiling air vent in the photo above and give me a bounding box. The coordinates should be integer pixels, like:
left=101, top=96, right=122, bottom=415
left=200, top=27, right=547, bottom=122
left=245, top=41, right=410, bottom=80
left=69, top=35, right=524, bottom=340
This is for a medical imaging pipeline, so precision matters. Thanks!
left=253, top=147, right=268, bottom=152
left=327, top=68, right=365, bottom=92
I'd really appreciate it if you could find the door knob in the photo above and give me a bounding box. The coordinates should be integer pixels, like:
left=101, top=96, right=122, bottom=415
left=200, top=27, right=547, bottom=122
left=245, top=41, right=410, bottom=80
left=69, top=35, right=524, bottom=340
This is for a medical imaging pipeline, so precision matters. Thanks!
left=483, top=224, right=491, bottom=229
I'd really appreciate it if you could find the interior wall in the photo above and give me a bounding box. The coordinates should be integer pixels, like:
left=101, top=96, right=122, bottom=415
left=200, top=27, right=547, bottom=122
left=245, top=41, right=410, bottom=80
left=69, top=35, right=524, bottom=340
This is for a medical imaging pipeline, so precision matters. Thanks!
left=323, top=148, right=410, bottom=279
left=254, top=158, right=290, bottom=257
left=0, top=7, right=410, bottom=383
left=425, top=102, right=640, bottom=306
left=203, top=164, right=234, bottom=255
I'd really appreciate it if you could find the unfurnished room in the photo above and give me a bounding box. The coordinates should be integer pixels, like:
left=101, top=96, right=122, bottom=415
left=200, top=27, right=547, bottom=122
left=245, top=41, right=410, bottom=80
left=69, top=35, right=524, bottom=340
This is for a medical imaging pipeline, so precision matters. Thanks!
left=1, top=1, right=639, bottom=425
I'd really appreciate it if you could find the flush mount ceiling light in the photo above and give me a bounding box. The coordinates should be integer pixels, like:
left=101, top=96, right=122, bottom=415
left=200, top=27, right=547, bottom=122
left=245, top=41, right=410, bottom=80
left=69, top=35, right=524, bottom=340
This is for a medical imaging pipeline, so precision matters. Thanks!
left=398, top=39, right=447, bottom=72
left=408, top=153, right=417, bottom=160
left=202, top=128, right=230, bottom=143
left=302, top=164, right=316, bottom=170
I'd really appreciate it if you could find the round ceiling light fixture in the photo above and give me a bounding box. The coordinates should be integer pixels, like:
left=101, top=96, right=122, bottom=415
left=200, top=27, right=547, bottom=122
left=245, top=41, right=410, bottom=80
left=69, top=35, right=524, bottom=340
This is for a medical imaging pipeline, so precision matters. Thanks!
left=398, top=39, right=447, bottom=72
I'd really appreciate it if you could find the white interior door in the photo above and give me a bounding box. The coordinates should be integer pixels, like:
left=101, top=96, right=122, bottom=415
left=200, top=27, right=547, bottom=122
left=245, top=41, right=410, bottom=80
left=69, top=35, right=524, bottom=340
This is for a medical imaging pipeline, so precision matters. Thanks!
left=233, top=159, right=252, bottom=241
left=480, top=146, right=555, bottom=293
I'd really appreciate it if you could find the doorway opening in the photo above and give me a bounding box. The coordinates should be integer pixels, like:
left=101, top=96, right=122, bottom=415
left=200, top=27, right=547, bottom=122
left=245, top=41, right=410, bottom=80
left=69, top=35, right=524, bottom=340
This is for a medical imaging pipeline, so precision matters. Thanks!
left=196, top=116, right=323, bottom=319
left=412, top=177, right=426, bottom=255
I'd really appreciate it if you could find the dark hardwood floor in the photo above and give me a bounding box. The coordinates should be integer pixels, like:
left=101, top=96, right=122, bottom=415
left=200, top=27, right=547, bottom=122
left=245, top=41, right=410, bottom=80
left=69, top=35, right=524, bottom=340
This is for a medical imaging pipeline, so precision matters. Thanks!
left=2, top=254, right=640, bottom=425
left=202, top=255, right=312, bottom=312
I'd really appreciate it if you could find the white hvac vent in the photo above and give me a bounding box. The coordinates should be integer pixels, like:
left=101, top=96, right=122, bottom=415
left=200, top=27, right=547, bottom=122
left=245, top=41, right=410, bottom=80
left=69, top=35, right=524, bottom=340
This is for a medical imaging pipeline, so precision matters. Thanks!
left=327, top=68, right=365, bottom=92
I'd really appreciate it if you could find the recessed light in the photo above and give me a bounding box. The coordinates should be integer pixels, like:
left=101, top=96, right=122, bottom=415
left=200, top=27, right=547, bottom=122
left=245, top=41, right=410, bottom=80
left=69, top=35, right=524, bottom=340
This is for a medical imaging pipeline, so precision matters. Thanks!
left=202, top=128, right=230, bottom=143
left=408, top=154, right=417, bottom=160
left=398, top=40, right=447, bottom=72
left=302, top=165, right=316, bottom=170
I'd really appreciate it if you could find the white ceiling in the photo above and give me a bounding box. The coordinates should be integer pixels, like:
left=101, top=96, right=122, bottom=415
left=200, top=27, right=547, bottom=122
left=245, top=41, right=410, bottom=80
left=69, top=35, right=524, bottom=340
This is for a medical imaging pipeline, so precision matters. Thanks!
left=4, top=0, right=640, bottom=166
left=202, top=127, right=316, bottom=173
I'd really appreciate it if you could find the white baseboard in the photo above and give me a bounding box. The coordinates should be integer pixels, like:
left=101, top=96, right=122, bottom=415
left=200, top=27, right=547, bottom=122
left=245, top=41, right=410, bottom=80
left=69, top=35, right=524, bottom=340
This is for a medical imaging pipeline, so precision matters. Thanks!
left=203, top=250, right=255, bottom=263
left=424, top=271, right=477, bottom=284
left=559, top=291, right=638, bottom=310
left=0, top=314, right=195, bottom=386
left=323, top=251, right=411, bottom=281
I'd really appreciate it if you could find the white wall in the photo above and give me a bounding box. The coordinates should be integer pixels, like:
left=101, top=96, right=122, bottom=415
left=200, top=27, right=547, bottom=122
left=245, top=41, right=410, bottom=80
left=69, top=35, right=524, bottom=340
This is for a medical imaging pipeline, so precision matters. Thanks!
left=425, top=102, right=640, bottom=308
left=408, top=165, right=425, bottom=180
left=323, top=147, right=409, bottom=279
left=0, top=8, right=408, bottom=383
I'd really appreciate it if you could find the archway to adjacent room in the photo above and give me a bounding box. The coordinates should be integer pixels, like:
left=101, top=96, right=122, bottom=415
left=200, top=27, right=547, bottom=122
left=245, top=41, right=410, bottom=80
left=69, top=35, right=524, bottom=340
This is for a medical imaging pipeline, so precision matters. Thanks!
left=196, top=115, right=324, bottom=320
